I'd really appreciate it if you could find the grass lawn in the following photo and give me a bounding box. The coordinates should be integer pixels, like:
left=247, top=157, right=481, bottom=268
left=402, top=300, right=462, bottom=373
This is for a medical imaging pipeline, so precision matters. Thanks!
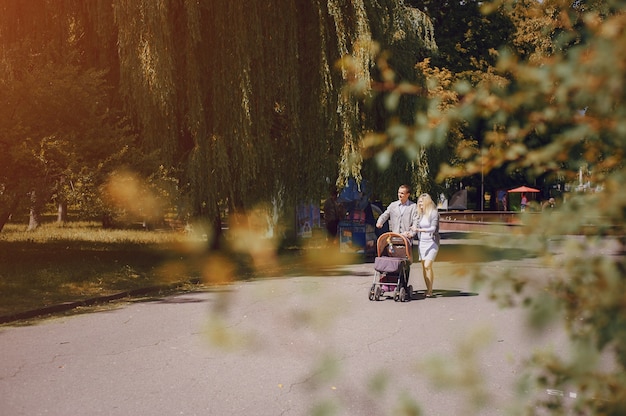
left=0, top=221, right=354, bottom=321
left=0, top=221, right=223, bottom=319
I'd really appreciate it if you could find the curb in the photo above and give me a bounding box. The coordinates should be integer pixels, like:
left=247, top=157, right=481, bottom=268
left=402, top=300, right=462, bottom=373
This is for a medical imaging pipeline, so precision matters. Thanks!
left=0, top=279, right=202, bottom=325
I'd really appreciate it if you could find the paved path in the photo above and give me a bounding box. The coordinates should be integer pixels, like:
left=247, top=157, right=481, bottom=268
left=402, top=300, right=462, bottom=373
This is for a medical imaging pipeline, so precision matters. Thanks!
left=0, top=234, right=572, bottom=416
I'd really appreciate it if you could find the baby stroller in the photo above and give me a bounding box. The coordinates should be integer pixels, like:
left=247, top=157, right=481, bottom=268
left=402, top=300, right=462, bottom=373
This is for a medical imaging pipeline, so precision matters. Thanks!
left=368, top=232, right=413, bottom=302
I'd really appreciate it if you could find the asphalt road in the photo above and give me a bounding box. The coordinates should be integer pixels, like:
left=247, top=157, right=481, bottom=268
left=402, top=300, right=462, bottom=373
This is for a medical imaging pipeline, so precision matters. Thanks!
left=0, top=234, right=575, bottom=416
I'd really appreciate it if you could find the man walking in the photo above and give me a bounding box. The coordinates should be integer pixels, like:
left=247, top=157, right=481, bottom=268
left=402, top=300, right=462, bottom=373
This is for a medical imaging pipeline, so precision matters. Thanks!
left=375, top=184, right=418, bottom=239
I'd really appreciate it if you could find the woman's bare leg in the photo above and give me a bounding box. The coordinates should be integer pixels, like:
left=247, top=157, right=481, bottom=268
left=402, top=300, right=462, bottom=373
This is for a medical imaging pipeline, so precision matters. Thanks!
left=423, top=259, right=435, bottom=296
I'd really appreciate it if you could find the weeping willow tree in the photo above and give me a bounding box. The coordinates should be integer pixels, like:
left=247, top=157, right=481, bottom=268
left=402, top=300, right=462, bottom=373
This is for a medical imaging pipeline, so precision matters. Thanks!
left=351, top=2, right=438, bottom=202
left=111, top=0, right=438, bottom=225
left=0, top=0, right=438, bottom=235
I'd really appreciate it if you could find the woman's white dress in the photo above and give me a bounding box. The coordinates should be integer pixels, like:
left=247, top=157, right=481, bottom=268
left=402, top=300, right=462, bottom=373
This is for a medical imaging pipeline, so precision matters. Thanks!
left=417, top=213, right=440, bottom=261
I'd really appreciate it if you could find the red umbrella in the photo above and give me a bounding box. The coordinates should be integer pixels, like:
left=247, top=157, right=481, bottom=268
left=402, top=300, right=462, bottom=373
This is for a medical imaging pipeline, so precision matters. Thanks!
left=508, top=185, right=540, bottom=193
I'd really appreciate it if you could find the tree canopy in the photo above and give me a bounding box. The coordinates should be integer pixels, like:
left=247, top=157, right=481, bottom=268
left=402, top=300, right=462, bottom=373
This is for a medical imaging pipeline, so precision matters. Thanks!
left=0, top=0, right=439, bottom=232
left=0, top=41, right=132, bottom=231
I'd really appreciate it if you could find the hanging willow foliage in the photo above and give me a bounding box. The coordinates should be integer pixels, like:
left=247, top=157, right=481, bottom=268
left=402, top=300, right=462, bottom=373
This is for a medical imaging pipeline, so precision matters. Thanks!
left=0, top=0, right=437, bottom=222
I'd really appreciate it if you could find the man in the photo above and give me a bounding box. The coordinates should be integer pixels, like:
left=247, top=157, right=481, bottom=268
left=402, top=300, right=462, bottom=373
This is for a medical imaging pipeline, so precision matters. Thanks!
left=375, top=184, right=418, bottom=239
left=323, top=189, right=344, bottom=244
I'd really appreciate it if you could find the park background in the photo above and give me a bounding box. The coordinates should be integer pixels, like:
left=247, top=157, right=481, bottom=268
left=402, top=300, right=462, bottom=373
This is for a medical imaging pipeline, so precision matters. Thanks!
left=2, top=1, right=626, bottom=414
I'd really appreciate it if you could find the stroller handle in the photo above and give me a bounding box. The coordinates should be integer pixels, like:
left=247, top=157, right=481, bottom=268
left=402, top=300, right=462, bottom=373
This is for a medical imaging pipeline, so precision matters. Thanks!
left=376, top=232, right=413, bottom=263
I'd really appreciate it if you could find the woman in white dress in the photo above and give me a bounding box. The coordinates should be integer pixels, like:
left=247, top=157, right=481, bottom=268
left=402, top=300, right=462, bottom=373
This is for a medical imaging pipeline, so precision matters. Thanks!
left=415, top=193, right=440, bottom=298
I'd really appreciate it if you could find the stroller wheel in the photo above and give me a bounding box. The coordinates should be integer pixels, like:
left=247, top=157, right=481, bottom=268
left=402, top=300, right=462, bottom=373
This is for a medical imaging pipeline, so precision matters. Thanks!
left=374, top=286, right=381, bottom=301
left=368, top=285, right=376, bottom=301
left=399, top=286, right=407, bottom=302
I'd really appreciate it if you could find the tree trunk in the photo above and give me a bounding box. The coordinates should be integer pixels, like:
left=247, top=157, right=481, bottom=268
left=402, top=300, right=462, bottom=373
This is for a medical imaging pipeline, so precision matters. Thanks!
left=210, top=212, right=222, bottom=251
left=102, top=212, right=114, bottom=229
left=28, top=208, right=40, bottom=231
left=0, top=206, right=15, bottom=233
left=0, top=210, right=9, bottom=233
left=27, top=191, right=42, bottom=231
left=0, top=194, right=20, bottom=233
left=57, top=200, right=68, bottom=223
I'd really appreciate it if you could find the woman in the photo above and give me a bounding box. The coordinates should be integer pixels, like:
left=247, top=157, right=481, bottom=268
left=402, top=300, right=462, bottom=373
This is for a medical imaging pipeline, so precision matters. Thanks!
left=415, top=193, right=440, bottom=298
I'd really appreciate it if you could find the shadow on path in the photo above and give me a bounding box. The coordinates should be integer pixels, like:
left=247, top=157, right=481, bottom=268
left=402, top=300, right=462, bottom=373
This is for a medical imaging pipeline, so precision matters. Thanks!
left=410, top=289, right=479, bottom=300
left=369, top=289, right=479, bottom=302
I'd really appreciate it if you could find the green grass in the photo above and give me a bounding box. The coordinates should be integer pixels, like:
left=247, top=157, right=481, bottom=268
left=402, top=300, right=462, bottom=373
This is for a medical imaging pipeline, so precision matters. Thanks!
left=0, top=221, right=357, bottom=320
left=0, top=221, right=210, bottom=318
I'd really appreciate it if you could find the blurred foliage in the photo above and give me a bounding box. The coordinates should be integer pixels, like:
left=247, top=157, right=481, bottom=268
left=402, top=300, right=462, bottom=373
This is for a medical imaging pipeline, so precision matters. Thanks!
left=359, top=0, right=626, bottom=413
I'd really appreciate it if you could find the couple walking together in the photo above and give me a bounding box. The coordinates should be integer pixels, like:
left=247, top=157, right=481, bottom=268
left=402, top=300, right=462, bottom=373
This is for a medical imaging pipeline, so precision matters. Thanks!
left=376, top=185, right=440, bottom=298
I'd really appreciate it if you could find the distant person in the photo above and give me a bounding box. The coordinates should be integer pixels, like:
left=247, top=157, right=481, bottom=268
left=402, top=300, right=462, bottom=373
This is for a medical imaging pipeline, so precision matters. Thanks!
left=375, top=184, right=418, bottom=239
left=497, top=190, right=507, bottom=211
left=415, top=193, right=440, bottom=298
left=323, top=189, right=344, bottom=244
left=438, top=193, right=448, bottom=210
left=521, top=193, right=528, bottom=212
left=542, top=197, right=556, bottom=211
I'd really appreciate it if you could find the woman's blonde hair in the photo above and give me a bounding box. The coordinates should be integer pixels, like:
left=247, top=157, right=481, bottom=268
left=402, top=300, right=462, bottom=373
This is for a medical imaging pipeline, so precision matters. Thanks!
left=417, top=193, right=436, bottom=217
